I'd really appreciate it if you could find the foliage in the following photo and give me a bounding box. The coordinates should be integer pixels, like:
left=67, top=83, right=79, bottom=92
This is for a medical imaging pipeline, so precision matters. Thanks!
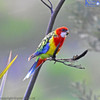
left=72, top=81, right=100, bottom=100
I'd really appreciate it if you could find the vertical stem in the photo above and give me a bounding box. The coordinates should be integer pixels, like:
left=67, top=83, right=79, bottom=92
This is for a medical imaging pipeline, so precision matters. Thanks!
left=0, top=51, right=12, bottom=99
left=23, top=66, right=41, bottom=100
left=46, top=0, right=65, bottom=35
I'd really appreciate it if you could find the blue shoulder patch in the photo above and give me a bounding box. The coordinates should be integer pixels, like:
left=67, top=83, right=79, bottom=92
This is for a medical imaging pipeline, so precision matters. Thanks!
left=34, top=43, right=49, bottom=56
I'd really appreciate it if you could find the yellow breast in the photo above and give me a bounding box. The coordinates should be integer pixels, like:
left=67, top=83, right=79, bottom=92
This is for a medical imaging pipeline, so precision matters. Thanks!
left=46, top=37, right=56, bottom=56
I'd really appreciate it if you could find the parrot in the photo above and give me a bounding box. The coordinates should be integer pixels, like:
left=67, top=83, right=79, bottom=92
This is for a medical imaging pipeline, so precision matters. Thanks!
left=24, top=26, right=69, bottom=80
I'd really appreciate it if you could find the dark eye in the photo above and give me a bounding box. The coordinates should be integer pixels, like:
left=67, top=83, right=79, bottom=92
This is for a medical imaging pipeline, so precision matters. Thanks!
left=53, top=34, right=57, bottom=37
left=62, top=29, right=66, bottom=32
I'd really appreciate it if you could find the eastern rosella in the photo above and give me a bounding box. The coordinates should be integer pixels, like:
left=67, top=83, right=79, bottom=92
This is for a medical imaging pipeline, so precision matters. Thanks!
left=24, top=26, right=69, bottom=80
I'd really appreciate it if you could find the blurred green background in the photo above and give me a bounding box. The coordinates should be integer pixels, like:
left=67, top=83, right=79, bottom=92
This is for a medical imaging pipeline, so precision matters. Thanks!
left=0, top=0, right=100, bottom=100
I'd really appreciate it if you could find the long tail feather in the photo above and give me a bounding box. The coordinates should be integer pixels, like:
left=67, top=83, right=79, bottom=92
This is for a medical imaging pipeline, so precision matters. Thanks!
left=23, top=58, right=46, bottom=81
left=23, top=61, right=38, bottom=81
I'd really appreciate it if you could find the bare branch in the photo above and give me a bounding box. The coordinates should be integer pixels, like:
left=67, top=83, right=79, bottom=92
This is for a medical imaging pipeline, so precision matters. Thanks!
left=72, top=50, right=88, bottom=61
left=41, top=0, right=53, bottom=14
left=51, top=49, right=88, bottom=62
left=47, top=50, right=88, bottom=69
left=47, top=58, right=85, bottom=69
left=41, top=0, right=66, bottom=34
left=23, top=64, right=43, bottom=100
left=46, top=0, right=65, bottom=34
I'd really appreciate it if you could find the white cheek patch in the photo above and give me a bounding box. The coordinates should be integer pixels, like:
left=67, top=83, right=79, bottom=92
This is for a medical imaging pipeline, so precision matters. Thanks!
left=61, top=32, right=66, bottom=37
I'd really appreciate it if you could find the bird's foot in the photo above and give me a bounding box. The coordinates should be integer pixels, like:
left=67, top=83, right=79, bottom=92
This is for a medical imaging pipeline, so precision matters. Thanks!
left=52, top=56, right=57, bottom=64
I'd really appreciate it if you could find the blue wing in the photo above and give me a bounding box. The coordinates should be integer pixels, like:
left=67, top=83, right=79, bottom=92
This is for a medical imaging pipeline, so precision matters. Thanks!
left=34, top=42, right=50, bottom=56
left=28, top=32, right=54, bottom=61
left=28, top=42, right=50, bottom=61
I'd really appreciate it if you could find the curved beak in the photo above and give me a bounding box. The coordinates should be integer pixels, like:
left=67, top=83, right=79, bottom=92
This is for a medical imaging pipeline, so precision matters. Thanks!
left=66, top=30, right=69, bottom=35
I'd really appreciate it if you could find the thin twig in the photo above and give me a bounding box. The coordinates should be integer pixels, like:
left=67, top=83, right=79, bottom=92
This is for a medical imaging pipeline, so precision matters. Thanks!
left=47, top=50, right=88, bottom=69
left=54, top=49, right=88, bottom=62
left=41, top=0, right=53, bottom=13
left=48, top=59, right=84, bottom=69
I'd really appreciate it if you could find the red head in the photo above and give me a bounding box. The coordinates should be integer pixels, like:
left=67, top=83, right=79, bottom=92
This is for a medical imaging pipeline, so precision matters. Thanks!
left=55, top=26, right=69, bottom=38
left=53, top=26, right=69, bottom=47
